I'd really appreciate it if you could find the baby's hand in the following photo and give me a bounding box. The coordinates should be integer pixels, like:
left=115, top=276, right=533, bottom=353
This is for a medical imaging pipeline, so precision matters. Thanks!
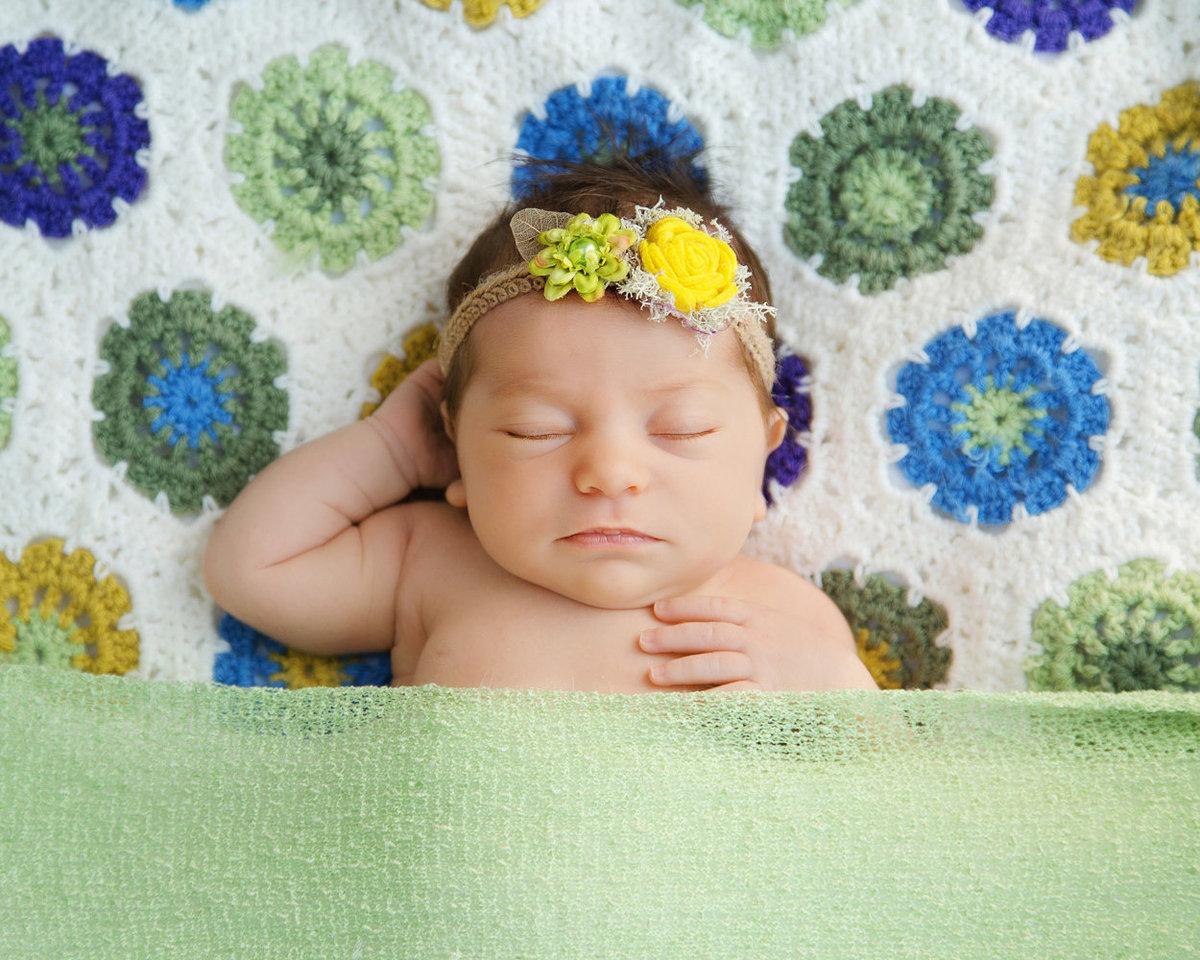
left=366, top=358, right=459, bottom=491
left=639, top=595, right=844, bottom=691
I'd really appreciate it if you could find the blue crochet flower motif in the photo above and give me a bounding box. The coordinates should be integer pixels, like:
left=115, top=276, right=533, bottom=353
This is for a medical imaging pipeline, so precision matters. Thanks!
left=173, top=0, right=213, bottom=8
left=514, top=75, right=706, bottom=199
left=886, top=312, right=1109, bottom=526
left=764, top=351, right=812, bottom=504
left=0, top=37, right=149, bottom=237
left=214, top=613, right=392, bottom=688
left=959, top=0, right=1138, bottom=53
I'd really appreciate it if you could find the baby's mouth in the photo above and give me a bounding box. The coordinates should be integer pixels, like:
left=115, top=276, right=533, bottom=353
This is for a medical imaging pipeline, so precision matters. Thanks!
left=559, top=528, right=661, bottom=546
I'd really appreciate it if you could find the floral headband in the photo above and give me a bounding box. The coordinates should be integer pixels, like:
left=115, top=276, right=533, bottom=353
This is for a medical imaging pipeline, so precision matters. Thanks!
left=437, top=202, right=777, bottom=391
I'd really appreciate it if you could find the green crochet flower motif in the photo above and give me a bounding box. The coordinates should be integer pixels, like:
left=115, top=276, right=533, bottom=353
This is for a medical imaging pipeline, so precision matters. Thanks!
left=820, top=568, right=951, bottom=689
left=528, top=213, right=636, bottom=301
left=0, top=316, right=16, bottom=449
left=92, top=289, right=289, bottom=514
left=674, top=0, right=859, bottom=49
left=784, top=86, right=995, bottom=294
left=225, top=46, right=439, bottom=273
left=1027, top=559, right=1200, bottom=692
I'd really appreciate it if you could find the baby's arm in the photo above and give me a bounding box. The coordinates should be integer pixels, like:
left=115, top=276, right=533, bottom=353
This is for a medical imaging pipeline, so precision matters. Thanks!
left=203, top=360, right=456, bottom=656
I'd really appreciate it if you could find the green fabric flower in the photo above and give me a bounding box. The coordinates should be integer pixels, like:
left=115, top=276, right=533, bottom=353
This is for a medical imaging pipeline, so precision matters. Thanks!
left=1027, top=559, right=1200, bottom=692
left=92, top=290, right=289, bottom=514
left=225, top=46, right=439, bottom=273
left=784, top=86, right=994, bottom=294
left=528, top=213, right=636, bottom=302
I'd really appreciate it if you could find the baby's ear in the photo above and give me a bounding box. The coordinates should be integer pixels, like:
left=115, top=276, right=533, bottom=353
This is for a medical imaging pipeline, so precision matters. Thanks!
left=440, top=401, right=456, bottom=443
left=445, top=479, right=467, bottom=508
left=766, top=406, right=788, bottom=453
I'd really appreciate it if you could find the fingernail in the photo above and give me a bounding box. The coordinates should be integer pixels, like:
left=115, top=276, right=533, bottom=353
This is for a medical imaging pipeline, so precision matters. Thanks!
left=639, top=630, right=658, bottom=651
left=649, top=663, right=666, bottom=683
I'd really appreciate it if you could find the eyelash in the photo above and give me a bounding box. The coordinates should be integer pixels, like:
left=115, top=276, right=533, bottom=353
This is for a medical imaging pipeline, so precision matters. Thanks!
left=506, top=431, right=567, bottom=441
left=504, top=429, right=716, bottom=441
left=655, top=429, right=716, bottom=441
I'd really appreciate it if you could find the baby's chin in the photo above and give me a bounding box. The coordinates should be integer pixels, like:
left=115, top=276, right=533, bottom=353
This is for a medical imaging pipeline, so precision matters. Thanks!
left=522, top=565, right=714, bottom=611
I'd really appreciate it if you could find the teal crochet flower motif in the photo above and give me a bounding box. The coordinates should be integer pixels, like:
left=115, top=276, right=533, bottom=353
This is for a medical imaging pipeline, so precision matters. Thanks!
left=819, top=568, right=951, bottom=689
left=0, top=315, right=16, bottom=449
left=225, top=46, right=439, bottom=273
left=674, top=0, right=860, bottom=49
left=92, top=289, right=289, bottom=514
left=1027, top=559, right=1200, bottom=692
left=527, top=212, right=636, bottom=301
left=784, top=86, right=995, bottom=294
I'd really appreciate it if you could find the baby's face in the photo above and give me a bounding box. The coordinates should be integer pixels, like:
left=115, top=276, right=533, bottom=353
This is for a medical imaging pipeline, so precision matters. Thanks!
left=445, top=293, right=784, bottom=610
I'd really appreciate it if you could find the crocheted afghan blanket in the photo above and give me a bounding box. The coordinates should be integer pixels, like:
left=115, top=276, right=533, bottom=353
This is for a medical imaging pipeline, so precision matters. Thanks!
left=2, top=2, right=1199, bottom=956
left=3, top=0, right=1200, bottom=694
left=0, top=0, right=1196, bottom=693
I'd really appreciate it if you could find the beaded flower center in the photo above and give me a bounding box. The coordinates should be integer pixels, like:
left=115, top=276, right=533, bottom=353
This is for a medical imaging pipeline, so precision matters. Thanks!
left=144, top=351, right=235, bottom=451
left=952, top=378, right=1047, bottom=468
left=1126, top=143, right=1200, bottom=212
left=840, top=148, right=937, bottom=243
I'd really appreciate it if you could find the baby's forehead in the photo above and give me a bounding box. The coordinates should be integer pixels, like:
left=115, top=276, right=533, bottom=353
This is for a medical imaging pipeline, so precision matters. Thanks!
left=476, top=293, right=748, bottom=373
left=478, top=332, right=749, bottom=401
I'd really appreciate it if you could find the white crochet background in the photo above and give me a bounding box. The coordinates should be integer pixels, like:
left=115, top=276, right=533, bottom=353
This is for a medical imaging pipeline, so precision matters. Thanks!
left=0, top=0, right=1197, bottom=689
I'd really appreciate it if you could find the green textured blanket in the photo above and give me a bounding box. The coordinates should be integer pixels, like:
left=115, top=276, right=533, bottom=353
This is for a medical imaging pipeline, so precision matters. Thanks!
left=3, top=667, right=1197, bottom=959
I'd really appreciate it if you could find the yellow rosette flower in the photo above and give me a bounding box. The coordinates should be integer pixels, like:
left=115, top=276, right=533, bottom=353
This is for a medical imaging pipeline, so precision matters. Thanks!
left=638, top=217, right=739, bottom=313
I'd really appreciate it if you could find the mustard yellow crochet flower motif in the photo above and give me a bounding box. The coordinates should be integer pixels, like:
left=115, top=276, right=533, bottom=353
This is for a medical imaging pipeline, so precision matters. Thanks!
left=418, top=0, right=546, bottom=26
left=0, top=539, right=137, bottom=674
left=529, top=213, right=636, bottom=302
left=267, top=647, right=352, bottom=688
left=639, top=216, right=739, bottom=313
left=1071, top=83, right=1200, bottom=276
left=359, top=323, right=439, bottom=418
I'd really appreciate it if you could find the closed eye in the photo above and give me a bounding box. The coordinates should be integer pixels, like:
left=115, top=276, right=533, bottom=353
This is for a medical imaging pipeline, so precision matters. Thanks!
left=653, top=428, right=718, bottom=441
left=505, top=430, right=570, bottom=441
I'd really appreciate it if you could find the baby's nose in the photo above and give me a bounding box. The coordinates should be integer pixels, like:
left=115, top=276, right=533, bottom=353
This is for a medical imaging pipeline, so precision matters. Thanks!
left=572, top=434, right=648, bottom=497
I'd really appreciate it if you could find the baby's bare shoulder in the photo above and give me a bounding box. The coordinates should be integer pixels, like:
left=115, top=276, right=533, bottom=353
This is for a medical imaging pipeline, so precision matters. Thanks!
left=731, top=555, right=854, bottom=648
left=397, top=499, right=479, bottom=564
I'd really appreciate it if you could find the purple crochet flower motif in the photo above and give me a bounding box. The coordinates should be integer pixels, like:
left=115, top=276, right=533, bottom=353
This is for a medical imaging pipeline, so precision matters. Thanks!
left=959, top=0, right=1139, bottom=53
left=763, top=351, right=812, bottom=505
left=0, top=37, right=150, bottom=237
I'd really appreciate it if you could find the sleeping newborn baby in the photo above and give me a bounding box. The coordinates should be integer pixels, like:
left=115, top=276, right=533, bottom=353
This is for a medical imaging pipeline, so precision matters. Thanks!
left=204, top=159, right=877, bottom=694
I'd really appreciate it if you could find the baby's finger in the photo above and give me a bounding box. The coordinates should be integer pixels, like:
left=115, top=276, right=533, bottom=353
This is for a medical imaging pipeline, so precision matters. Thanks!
left=640, top=620, right=745, bottom=654
left=710, top=680, right=761, bottom=692
left=652, top=595, right=750, bottom=625
left=648, top=651, right=753, bottom=687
